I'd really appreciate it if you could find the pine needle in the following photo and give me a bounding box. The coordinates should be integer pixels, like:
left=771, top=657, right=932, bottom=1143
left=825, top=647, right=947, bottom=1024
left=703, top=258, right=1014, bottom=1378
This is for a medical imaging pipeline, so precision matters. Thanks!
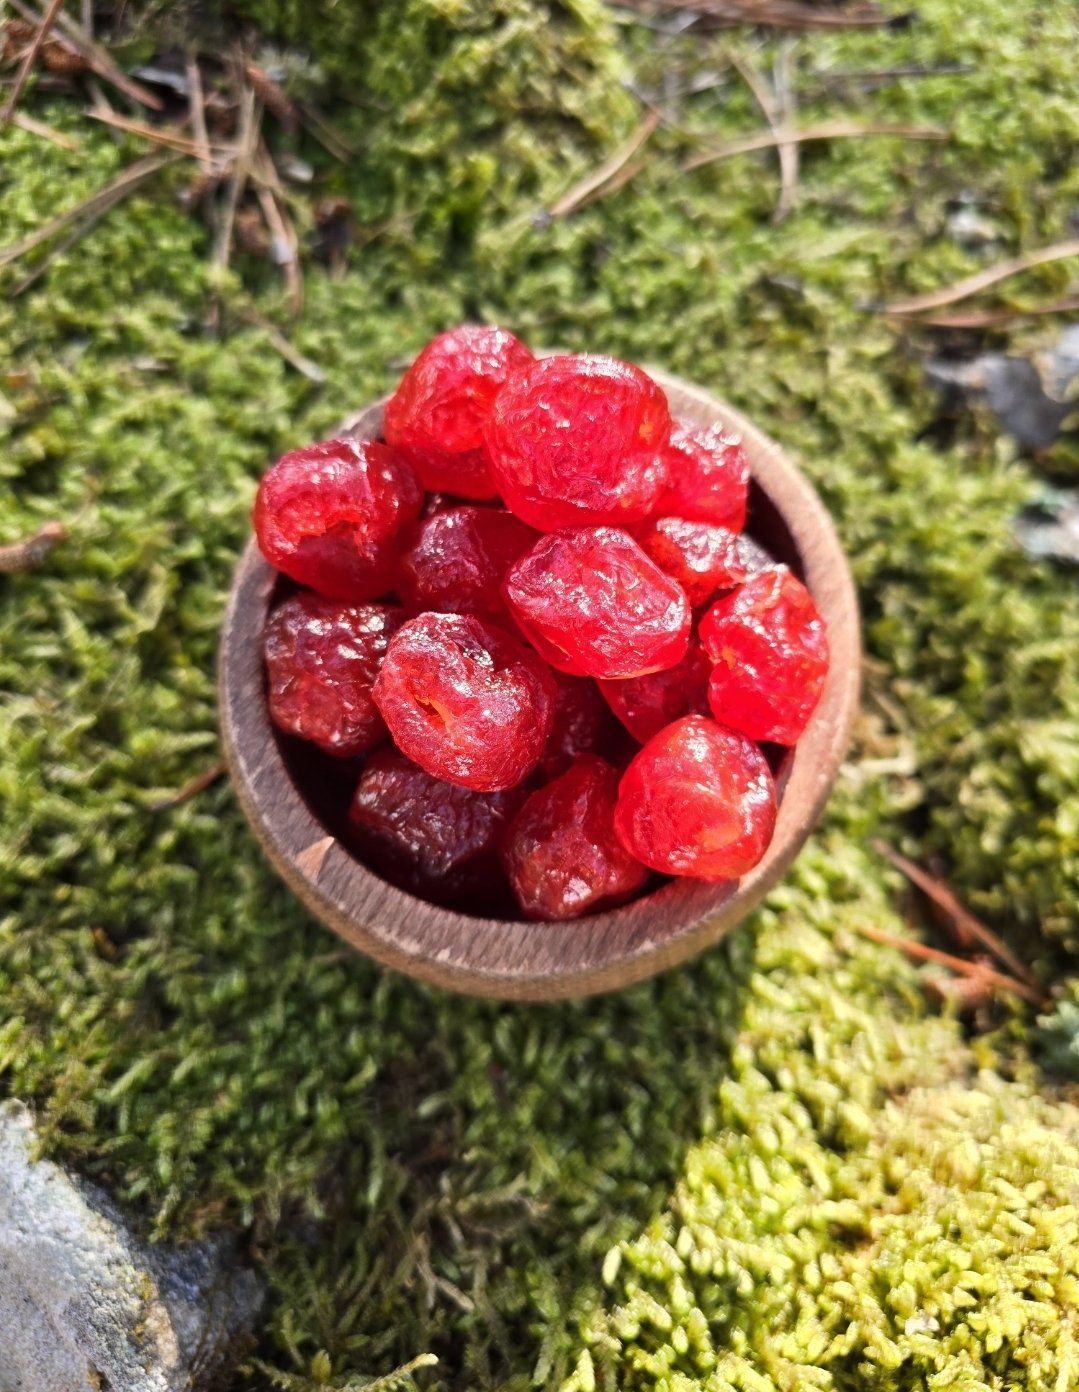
left=683, top=120, right=946, bottom=173
left=882, top=239, right=1079, bottom=315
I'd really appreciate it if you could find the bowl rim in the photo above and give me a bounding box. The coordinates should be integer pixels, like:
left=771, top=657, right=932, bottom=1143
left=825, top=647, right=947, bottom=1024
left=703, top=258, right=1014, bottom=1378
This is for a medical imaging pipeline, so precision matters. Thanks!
left=218, top=365, right=861, bottom=1001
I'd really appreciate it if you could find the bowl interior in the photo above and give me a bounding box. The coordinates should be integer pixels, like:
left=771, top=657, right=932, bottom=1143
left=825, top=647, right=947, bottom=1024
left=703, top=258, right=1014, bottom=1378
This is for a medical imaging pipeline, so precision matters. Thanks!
left=219, top=369, right=860, bottom=1000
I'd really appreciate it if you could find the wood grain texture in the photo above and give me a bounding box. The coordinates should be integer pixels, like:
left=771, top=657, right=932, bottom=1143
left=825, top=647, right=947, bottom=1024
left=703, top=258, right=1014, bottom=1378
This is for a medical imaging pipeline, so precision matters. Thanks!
left=218, top=367, right=861, bottom=1000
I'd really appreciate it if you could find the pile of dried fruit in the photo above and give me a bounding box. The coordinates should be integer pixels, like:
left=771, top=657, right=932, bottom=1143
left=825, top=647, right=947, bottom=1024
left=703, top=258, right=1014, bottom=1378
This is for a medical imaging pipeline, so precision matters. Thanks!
left=253, top=327, right=829, bottom=921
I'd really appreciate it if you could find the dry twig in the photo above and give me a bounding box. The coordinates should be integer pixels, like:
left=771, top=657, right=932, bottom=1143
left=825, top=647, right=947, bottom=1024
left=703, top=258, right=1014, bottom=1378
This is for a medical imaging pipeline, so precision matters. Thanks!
left=0, top=152, right=174, bottom=270
left=871, top=839, right=1039, bottom=989
left=8, top=0, right=163, bottom=109
left=683, top=120, right=946, bottom=173
left=2, top=0, right=68, bottom=121
left=729, top=50, right=797, bottom=223
left=84, top=107, right=224, bottom=157
left=238, top=304, right=326, bottom=384
left=0, top=521, right=67, bottom=573
left=252, top=144, right=303, bottom=315
left=212, top=79, right=260, bottom=276
left=883, top=239, right=1079, bottom=316
left=548, top=111, right=660, bottom=218
left=612, top=0, right=894, bottom=31
left=150, top=760, right=227, bottom=813
left=902, top=295, right=1079, bottom=329
left=10, top=109, right=79, bottom=149
left=855, top=924, right=1049, bottom=1008
left=186, top=54, right=212, bottom=174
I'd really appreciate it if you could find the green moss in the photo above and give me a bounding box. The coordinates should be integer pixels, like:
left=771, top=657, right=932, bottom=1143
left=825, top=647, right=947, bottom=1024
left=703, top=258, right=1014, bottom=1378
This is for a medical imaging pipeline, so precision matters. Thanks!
left=2, top=0, right=1079, bottom=1387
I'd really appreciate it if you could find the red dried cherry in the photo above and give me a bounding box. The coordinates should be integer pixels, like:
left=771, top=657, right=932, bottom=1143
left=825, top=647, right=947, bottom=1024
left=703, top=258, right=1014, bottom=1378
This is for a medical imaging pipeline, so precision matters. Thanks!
left=614, top=716, right=777, bottom=882
left=635, top=517, right=770, bottom=608
left=539, top=670, right=617, bottom=778
left=395, top=507, right=539, bottom=623
left=383, top=325, right=533, bottom=499
left=599, top=639, right=711, bottom=744
left=503, top=527, right=691, bottom=680
left=254, top=437, right=421, bottom=601
left=372, top=611, right=556, bottom=791
left=657, top=421, right=749, bottom=532
left=348, top=748, right=524, bottom=908
left=502, top=755, right=648, bottom=920
left=700, top=567, right=828, bottom=744
left=264, top=594, right=405, bottom=757
left=484, top=355, right=671, bottom=530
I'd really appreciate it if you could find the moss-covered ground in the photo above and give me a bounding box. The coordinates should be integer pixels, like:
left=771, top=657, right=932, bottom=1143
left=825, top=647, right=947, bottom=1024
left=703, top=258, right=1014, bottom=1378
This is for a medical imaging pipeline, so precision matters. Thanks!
left=2, top=1, right=1079, bottom=1387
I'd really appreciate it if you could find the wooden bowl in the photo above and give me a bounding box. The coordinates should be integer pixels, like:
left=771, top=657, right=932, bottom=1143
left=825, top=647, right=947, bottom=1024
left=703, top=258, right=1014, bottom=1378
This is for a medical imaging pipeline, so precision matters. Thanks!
left=219, top=366, right=860, bottom=1001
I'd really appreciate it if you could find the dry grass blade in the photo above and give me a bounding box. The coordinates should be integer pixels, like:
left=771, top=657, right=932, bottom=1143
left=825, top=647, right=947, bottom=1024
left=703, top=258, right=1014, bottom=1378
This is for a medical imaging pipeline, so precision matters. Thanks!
left=11, top=110, right=79, bottom=149
left=729, top=50, right=798, bottom=223
left=0, top=152, right=174, bottom=269
left=238, top=305, right=326, bottom=384
left=855, top=924, right=1049, bottom=1008
left=2, top=0, right=67, bottom=121
left=295, top=101, right=356, bottom=162
left=683, top=120, right=946, bottom=173
left=186, top=55, right=212, bottom=173
left=149, top=760, right=227, bottom=813
left=8, top=0, right=163, bottom=109
left=84, top=107, right=225, bottom=157
left=212, top=81, right=260, bottom=274
left=253, top=144, right=303, bottom=315
left=548, top=110, right=660, bottom=218
left=611, top=0, right=893, bottom=31
left=0, top=521, right=67, bottom=573
left=871, top=839, right=1040, bottom=989
left=906, top=294, right=1079, bottom=328
left=883, top=239, right=1079, bottom=315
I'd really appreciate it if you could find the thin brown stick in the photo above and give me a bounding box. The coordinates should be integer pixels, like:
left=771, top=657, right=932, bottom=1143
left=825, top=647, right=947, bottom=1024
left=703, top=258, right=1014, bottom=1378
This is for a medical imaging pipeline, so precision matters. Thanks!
left=0, top=521, right=67, bottom=573
left=253, top=144, right=303, bottom=315
left=213, top=81, right=259, bottom=273
left=8, top=0, right=163, bottom=109
left=882, top=240, right=1079, bottom=316
left=11, top=110, right=80, bottom=149
left=683, top=120, right=946, bottom=173
left=149, top=760, right=227, bottom=813
left=238, top=305, right=326, bottom=384
left=84, top=107, right=224, bottom=157
left=729, top=51, right=797, bottom=224
left=549, top=110, right=660, bottom=218
left=186, top=55, right=212, bottom=174
left=773, top=39, right=798, bottom=223
left=2, top=0, right=67, bottom=121
left=871, top=839, right=1040, bottom=989
left=295, top=101, right=356, bottom=162
left=612, top=0, right=893, bottom=31
left=856, top=924, right=1049, bottom=1008
left=0, top=153, right=174, bottom=269
left=902, top=295, right=1079, bottom=329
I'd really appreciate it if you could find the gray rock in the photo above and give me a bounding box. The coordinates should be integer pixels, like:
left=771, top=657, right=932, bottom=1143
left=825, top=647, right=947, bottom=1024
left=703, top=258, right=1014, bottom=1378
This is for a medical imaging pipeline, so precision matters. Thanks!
left=0, top=1101, right=262, bottom=1392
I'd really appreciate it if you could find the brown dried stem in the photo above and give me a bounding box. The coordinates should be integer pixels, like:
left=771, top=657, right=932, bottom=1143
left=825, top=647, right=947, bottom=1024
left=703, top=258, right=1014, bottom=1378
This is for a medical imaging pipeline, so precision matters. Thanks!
left=904, top=295, right=1079, bottom=329
left=683, top=120, right=947, bottom=173
left=186, top=55, right=212, bottom=174
left=0, top=152, right=175, bottom=270
left=84, top=107, right=225, bottom=158
left=212, top=80, right=260, bottom=276
left=7, top=0, right=163, bottom=109
left=2, top=0, right=67, bottom=121
left=883, top=239, right=1079, bottom=316
left=150, top=760, right=227, bottom=813
left=871, top=839, right=1040, bottom=989
left=729, top=50, right=797, bottom=223
left=548, top=110, right=660, bottom=218
left=612, top=0, right=893, bottom=31
left=253, top=143, right=303, bottom=315
left=856, top=924, right=1048, bottom=1008
left=10, top=110, right=79, bottom=149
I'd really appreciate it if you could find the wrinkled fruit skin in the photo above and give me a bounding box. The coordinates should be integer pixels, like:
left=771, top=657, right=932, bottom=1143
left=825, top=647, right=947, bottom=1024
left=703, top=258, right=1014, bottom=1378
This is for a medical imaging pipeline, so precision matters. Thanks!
left=503, top=527, right=691, bottom=679
left=254, top=437, right=421, bottom=601
left=372, top=611, right=556, bottom=791
left=614, top=716, right=777, bottom=882
left=264, top=594, right=405, bottom=757
left=348, top=748, right=525, bottom=908
left=484, top=354, right=671, bottom=530
left=396, top=507, right=539, bottom=622
left=600, top=639, right=711, bottom=744
left=657, top=421, right=750, bottom=532
left=539, top=670, right=616, bottom=778
left=700, top=567, right=829, bottom=744
left=636, top=517, right=771, bottom=608
left=383, top=324, right=534, bottom=499
left=501, top=755, right=648, bottom=920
